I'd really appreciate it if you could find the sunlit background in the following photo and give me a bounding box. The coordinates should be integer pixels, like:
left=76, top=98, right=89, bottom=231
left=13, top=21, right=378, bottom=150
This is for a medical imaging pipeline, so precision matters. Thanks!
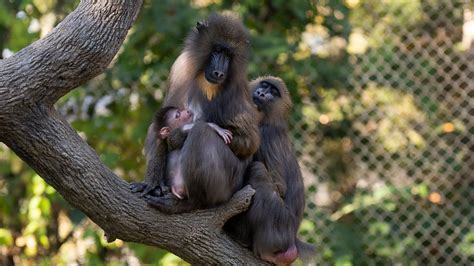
left=0, top=0, right=473, bottom=265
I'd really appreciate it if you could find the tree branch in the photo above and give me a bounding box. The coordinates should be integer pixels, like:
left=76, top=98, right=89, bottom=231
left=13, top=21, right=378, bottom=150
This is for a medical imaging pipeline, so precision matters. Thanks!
left=0, top=0, right=266, bottom=264
left=0, top=0, right=141, bottom=109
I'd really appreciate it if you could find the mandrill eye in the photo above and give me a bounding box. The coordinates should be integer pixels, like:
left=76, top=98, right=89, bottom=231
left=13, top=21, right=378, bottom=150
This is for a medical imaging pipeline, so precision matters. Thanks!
left=270, top=87, right=280, bottom=97
left=261, top=81, right=280, bottom=98
left=175, top=110, right=181, bottom=119
left=260, top=81, right=269, bottom=89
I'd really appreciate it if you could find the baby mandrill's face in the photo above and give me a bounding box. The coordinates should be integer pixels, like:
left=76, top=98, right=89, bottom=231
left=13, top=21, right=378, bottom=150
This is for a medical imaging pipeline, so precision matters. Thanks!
left=168, top=109, right=193, bottom=129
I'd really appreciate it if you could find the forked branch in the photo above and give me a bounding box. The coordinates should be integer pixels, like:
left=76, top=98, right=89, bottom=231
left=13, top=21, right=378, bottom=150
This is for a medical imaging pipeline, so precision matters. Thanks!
left=0, top=0, right=265, bottom=264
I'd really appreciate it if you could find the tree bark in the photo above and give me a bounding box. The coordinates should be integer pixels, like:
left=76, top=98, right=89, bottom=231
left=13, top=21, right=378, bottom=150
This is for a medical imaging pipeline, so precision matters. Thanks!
left=0, top=0, right=264, bottom=264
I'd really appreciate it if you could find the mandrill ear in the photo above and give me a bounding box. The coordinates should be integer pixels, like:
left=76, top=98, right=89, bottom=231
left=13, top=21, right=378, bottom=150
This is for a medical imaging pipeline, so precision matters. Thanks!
left=159, top=127, right=171, bottom=139
left=196, top=21, right=207, bottom=32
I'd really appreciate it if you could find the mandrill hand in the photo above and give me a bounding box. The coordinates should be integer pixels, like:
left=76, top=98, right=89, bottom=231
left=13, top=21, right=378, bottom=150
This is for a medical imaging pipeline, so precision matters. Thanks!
left=144, top=192, right=195, bottom=214
left=207, top=123, right=233, bottom=144
left=129, top=182, right=170, bottom=197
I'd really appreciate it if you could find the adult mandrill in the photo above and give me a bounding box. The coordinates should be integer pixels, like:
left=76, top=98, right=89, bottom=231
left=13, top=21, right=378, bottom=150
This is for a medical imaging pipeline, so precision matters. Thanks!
left=137, top=14, right=260, bottom=213
left=225, top=76, right=314, bottom=265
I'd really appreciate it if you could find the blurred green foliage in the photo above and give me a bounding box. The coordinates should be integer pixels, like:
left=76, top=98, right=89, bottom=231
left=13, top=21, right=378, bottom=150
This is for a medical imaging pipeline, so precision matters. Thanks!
left=0, top=0, right=472, bottom=265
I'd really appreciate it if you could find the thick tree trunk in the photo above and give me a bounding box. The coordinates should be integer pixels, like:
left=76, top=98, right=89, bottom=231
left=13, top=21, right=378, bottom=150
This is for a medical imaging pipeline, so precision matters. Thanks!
left=0, top=0, right=263, bottom=264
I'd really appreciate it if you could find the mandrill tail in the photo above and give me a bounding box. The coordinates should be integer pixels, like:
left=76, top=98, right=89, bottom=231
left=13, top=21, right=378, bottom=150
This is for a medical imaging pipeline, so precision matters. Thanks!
left=296, top=238, right=316, bottom=263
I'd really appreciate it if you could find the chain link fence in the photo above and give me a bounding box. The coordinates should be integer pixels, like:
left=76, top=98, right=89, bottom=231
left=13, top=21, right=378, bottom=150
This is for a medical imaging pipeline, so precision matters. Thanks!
left=295, top=1, right=473, bottom=264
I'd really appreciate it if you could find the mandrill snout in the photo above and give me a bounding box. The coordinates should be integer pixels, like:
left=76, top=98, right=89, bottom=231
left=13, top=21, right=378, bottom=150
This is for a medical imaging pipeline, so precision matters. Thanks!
left=204, top=68, right=226, bottom=84
left=213, top=70, right=225, bottom=80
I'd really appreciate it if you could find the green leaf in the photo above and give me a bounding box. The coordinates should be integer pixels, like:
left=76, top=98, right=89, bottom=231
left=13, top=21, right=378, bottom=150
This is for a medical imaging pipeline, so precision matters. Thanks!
left=0, top=228, right=13, bottom=246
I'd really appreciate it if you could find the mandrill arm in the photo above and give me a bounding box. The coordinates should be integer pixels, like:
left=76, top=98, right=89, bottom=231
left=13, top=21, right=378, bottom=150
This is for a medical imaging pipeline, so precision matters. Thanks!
left=226, top=112, right=261, bottom=159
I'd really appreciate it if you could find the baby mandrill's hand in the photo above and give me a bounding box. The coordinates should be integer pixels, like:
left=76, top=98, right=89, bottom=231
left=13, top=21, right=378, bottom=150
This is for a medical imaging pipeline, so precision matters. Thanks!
left=207, top=123, right=233, bottom=144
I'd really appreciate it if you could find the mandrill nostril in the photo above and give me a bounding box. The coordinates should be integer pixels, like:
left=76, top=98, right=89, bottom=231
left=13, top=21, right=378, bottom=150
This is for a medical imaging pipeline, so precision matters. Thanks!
left=213, top=70, right=224, bottom=79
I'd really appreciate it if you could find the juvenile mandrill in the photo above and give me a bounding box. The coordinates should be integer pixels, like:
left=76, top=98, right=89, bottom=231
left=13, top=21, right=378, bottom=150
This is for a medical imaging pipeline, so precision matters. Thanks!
left=225, top=76, right=314, bottom=265
left=130, top=106, right=232, bottom=199
left=136, top=14, right=260, bottom=213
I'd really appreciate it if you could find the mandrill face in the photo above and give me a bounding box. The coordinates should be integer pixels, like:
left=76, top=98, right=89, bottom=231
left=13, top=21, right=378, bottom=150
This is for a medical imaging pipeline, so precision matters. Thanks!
left=204, top=43, right=230, bottom=84
left=184, top=13, right=250, bottom=99
left=249, top=76, right=293, bottom=125
left=252, top=81, right=281, bottom=110
left=167, top=109, right=194, bottom=130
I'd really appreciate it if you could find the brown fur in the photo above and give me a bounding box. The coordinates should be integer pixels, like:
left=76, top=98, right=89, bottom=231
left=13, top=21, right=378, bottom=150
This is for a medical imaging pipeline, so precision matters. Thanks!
left=142, top=14, right=260, bottom=213
left=225, top=76, right=314, bottom=264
